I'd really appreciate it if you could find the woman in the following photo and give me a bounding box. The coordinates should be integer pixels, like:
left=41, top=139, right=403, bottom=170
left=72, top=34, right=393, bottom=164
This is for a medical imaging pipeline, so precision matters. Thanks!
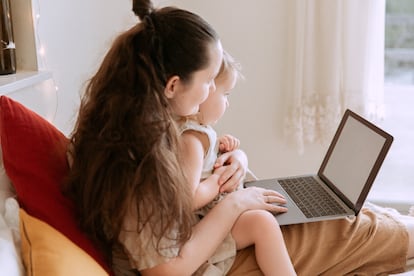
left=66, top=0, right=414, bottom=275
left=66, top=0, right=288, bottom=275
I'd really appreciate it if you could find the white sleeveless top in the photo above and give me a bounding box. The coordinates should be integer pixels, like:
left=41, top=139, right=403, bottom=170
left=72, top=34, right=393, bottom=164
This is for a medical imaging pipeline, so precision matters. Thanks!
left=180, top=120, right=219, bottom=179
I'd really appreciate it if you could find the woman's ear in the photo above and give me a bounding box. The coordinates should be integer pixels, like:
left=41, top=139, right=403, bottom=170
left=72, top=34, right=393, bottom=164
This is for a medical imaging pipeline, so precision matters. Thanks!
left=164, top=75, right=181, bottom=99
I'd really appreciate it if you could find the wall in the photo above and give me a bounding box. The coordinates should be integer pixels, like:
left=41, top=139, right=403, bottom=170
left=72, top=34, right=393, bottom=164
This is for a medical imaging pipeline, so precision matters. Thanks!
left=33, top=0, right=324, bottom=179
left=34, top=0, right=136, bottom=132
left=164, top=0, right=326, bottom=178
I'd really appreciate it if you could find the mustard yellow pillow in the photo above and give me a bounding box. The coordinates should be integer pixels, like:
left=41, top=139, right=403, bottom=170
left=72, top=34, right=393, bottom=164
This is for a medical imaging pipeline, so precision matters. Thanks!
left=19, top=209, right=108, bottom=276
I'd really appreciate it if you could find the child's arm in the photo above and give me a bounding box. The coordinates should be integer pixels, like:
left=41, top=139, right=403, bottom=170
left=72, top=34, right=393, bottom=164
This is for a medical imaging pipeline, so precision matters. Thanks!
left=218, top=134, right=240, bottom=153
left=195, top=167, right=227, bottom=209
left=181, top=130, right=221, bottom=210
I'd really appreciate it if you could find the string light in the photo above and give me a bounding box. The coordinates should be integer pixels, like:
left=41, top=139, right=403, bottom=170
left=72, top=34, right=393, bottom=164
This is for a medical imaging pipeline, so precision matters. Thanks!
left=38, top=45, right=45, bottom=57
left=31, top=0, right=59, bottom=123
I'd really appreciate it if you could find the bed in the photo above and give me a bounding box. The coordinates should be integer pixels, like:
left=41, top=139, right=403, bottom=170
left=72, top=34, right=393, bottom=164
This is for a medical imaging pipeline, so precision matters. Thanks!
left=0, top=95, right=413, bottom=276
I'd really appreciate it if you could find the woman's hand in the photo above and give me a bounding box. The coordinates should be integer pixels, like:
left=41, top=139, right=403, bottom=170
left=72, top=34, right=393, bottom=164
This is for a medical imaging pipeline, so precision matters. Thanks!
left=213, top=149, right=248, bottom=193
left=226, top=186, right=288, bottom=214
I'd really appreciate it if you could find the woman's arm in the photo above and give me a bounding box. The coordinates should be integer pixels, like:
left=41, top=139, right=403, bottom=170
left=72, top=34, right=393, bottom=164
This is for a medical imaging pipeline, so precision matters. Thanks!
left=140, top=187, right=288, bottom=276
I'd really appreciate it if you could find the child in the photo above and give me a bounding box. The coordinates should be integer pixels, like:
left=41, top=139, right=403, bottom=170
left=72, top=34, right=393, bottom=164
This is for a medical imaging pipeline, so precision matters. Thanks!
left=179, top=51, right=297, bottom=275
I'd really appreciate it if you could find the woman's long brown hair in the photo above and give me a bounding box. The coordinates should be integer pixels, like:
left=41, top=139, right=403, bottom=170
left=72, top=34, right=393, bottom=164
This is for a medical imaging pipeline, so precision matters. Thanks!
left=65, top=0, right=219, bottom=265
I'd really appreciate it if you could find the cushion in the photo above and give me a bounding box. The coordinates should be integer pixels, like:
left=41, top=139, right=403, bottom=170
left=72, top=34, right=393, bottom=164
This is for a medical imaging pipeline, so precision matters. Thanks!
left=0, top=147, right=13, bottom=215
left=0, top=96, right=111, bottom=274
left=0, top=198, right=23, bottom=276
left=20, top=208, right=108, bottom=276
left=0, top=142, right=22, bottom=276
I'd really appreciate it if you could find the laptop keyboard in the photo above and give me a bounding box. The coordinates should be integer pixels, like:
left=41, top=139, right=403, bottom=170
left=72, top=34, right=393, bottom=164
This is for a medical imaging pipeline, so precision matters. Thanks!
left=279, top=176, right=348, bottom=218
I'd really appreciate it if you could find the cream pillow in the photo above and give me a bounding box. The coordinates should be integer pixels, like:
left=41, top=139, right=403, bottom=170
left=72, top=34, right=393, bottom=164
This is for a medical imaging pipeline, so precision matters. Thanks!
left=0, top=148, right=14, bottom=215
left=19, top=209, right=108, bottom=276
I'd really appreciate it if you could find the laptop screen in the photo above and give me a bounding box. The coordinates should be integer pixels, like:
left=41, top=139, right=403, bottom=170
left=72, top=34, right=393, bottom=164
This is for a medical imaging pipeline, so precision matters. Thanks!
left=318, top=110, right=393, bottom=212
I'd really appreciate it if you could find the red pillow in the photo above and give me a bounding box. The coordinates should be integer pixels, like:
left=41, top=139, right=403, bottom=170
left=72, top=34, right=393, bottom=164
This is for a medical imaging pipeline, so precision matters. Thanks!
left=0, top=96, right=112, bottom=274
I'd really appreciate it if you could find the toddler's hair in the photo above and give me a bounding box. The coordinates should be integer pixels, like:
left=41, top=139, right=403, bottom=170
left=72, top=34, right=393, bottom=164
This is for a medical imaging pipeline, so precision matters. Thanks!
left=216, top=50, right=243, bottom=81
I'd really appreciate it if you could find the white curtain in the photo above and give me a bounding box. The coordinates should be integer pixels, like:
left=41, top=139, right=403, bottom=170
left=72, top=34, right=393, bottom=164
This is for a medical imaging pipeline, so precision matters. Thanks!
left=283, top=0, right=385, bottom=152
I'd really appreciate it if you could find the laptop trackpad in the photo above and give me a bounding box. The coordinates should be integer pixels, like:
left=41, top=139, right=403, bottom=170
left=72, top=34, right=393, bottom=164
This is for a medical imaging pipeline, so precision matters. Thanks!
left=245, top=178, right=307, bottom=226
left=271, top=183, right=309, bottom=226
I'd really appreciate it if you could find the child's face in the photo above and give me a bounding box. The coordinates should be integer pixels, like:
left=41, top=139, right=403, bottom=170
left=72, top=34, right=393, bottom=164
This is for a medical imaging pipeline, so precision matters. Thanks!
left=198, top=70, right=237, bottom=125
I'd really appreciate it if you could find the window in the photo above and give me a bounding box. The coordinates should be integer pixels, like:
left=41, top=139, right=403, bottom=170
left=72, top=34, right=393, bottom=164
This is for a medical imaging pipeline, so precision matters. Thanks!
left=368, top=0, right=414, bottom=209
left=385, top=0, right=414, bottom=85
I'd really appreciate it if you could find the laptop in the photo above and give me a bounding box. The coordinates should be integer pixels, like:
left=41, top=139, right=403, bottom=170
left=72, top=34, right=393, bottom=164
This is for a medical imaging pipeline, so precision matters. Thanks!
left=244, top=109, right=393, bottom=225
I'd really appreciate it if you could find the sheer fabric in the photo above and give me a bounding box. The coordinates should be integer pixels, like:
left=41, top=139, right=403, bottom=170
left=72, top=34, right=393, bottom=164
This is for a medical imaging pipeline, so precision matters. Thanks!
left=283, top=0, right=385, bottom=151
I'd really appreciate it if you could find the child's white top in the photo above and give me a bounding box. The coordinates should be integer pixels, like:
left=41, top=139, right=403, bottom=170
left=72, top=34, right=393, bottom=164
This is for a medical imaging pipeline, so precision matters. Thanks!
left=180, top=120, right=219, bottom=179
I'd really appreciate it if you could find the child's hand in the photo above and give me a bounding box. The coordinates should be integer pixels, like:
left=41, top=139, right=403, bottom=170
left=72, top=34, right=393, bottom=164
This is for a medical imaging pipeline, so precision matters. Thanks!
left=218, top=134, right=240, bottom=153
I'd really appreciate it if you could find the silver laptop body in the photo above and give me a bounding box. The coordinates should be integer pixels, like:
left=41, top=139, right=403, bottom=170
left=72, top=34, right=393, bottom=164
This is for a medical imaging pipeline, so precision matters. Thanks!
left=244, top=109, right=393, bottom=225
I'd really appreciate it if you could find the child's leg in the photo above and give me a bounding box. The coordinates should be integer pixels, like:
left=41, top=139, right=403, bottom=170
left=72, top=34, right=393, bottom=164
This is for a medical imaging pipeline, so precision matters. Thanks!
left=231, top=210, right=296, bottom=275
